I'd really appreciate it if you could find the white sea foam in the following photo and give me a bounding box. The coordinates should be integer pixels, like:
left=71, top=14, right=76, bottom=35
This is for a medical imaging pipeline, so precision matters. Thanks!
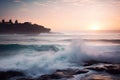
left=0, top=39, right=90, bottom=76
left=0, top=34, right=120, bottom=77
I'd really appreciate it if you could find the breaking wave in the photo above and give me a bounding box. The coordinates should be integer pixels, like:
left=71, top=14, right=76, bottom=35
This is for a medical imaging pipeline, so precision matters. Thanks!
left=0, top=39, right=120, bottom=77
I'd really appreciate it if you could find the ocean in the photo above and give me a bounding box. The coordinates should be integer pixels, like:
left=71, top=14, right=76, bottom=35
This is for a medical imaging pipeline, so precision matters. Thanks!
left=0, top=32, right=120, bottom=79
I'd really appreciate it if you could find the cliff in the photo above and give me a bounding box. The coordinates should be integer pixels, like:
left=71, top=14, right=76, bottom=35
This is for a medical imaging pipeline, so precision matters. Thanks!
left=0, top=20, right=51, bottom=34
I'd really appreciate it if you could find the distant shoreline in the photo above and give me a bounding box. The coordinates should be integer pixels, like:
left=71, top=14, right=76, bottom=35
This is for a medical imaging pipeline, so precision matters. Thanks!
left=0, top=19, right=51, bottom=34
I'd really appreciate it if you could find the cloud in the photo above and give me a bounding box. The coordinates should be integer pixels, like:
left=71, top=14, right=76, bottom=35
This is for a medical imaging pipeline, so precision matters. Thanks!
left=33, top=1, right=47, bottom=6
left=13, top=0, right=23, bottom=3
left=59, top=0, right=120, bottom=7
left=33, top=0, right=58, bottom=7
left=61, top=0, right=120, bottom=4
left=11, top=0, right=120, bottom=11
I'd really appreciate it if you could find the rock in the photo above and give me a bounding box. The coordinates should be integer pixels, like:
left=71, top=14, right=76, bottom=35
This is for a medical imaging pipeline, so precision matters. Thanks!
left=81, top=74, right=115, bottom=80
left=37, top=74, right=66, bottom=80
left=105, top=64, right=120, bottom=74
left=17, top=78, right=35, bottom=80
left=86, top=64, right=120, bottom=74
left=86, top=66, right=106, bottom=71
left=55, top=68, right=88, bottom=76
left=37, top=69, right=88, bottom=80
left=83, top=60, right=100, bottom=66
left=0, top=70, right=24, bottom=80
left=83, top=60, right=109, bottom=66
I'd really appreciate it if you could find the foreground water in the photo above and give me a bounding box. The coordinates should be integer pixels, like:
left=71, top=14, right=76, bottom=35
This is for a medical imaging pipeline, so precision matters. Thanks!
left=0, top=32, right=120, bottom=79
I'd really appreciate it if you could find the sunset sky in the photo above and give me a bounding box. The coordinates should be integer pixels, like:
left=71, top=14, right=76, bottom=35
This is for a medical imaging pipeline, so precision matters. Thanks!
left=0, top=0, right=120, bottom=32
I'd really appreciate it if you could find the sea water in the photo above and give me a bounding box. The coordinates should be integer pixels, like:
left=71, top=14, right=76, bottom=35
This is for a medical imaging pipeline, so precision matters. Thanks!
left=0, top=32, right=120, bottom=77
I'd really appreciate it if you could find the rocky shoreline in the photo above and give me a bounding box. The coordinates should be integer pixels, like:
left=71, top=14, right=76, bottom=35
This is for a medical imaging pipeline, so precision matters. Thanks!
left=0, top=61, right=120, bottom=80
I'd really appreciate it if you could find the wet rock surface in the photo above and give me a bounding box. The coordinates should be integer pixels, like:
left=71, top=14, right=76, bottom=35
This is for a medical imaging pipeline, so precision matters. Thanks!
left=83, top=60, right=109, bottom=66
left=17, top=69, right=88, bottom=80
left=105, top=64, right=120, bottom=74
left=17, top=78, right=35, bottom=80
left=37, top=69, right=88, bottom=80
left=0, top=70, right=24, bottom=80
left=1, top=62, right=120, bottom=80
left=81, top=74, right=120, bottom=80
left=85, top=64, right=120, bottom=74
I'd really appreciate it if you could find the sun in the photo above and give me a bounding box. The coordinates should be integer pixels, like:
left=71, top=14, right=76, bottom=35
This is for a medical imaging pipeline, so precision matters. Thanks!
left=89, top=25, right=100, bottom=30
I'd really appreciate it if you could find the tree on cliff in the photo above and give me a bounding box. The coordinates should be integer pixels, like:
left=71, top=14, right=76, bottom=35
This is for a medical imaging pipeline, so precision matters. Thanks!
left=15, top=20, right=18, bottom=24
left=2, top=19, right=5, bottom=23
left=9, top=19, right=13, bottom=24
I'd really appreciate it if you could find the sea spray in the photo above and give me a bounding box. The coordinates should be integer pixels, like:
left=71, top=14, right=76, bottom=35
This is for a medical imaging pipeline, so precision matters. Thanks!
left=63, top=38, right=95, bottom=63
left=71, top=38, right=120, bottom=63
left=0, top=38, right=120, bottom=77
left=0, top=39, right=91, bottom=77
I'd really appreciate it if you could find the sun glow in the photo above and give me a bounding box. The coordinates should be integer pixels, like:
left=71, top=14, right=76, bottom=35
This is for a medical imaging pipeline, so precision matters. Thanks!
left=89, top=25, right=101, bottom=30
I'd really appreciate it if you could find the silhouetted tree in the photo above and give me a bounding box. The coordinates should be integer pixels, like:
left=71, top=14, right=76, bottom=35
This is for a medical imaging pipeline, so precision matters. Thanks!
left=15, top=20, right=18, bottom=24
left=9, top=19, right=13, bottom=24
left=2, top=19, right=5, bottom=23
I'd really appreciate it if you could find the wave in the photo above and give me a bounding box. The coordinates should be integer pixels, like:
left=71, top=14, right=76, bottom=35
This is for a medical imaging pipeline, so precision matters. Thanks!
left=0, top=44, right=65, bottom=57
left=0, top=44, right=64, bottom=52
left=0, top=39, right=120, bottom=77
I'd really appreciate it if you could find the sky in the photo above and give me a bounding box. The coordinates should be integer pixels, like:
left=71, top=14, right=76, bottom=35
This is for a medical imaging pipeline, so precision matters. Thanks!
left=0, top=0, right=120, bottom=32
